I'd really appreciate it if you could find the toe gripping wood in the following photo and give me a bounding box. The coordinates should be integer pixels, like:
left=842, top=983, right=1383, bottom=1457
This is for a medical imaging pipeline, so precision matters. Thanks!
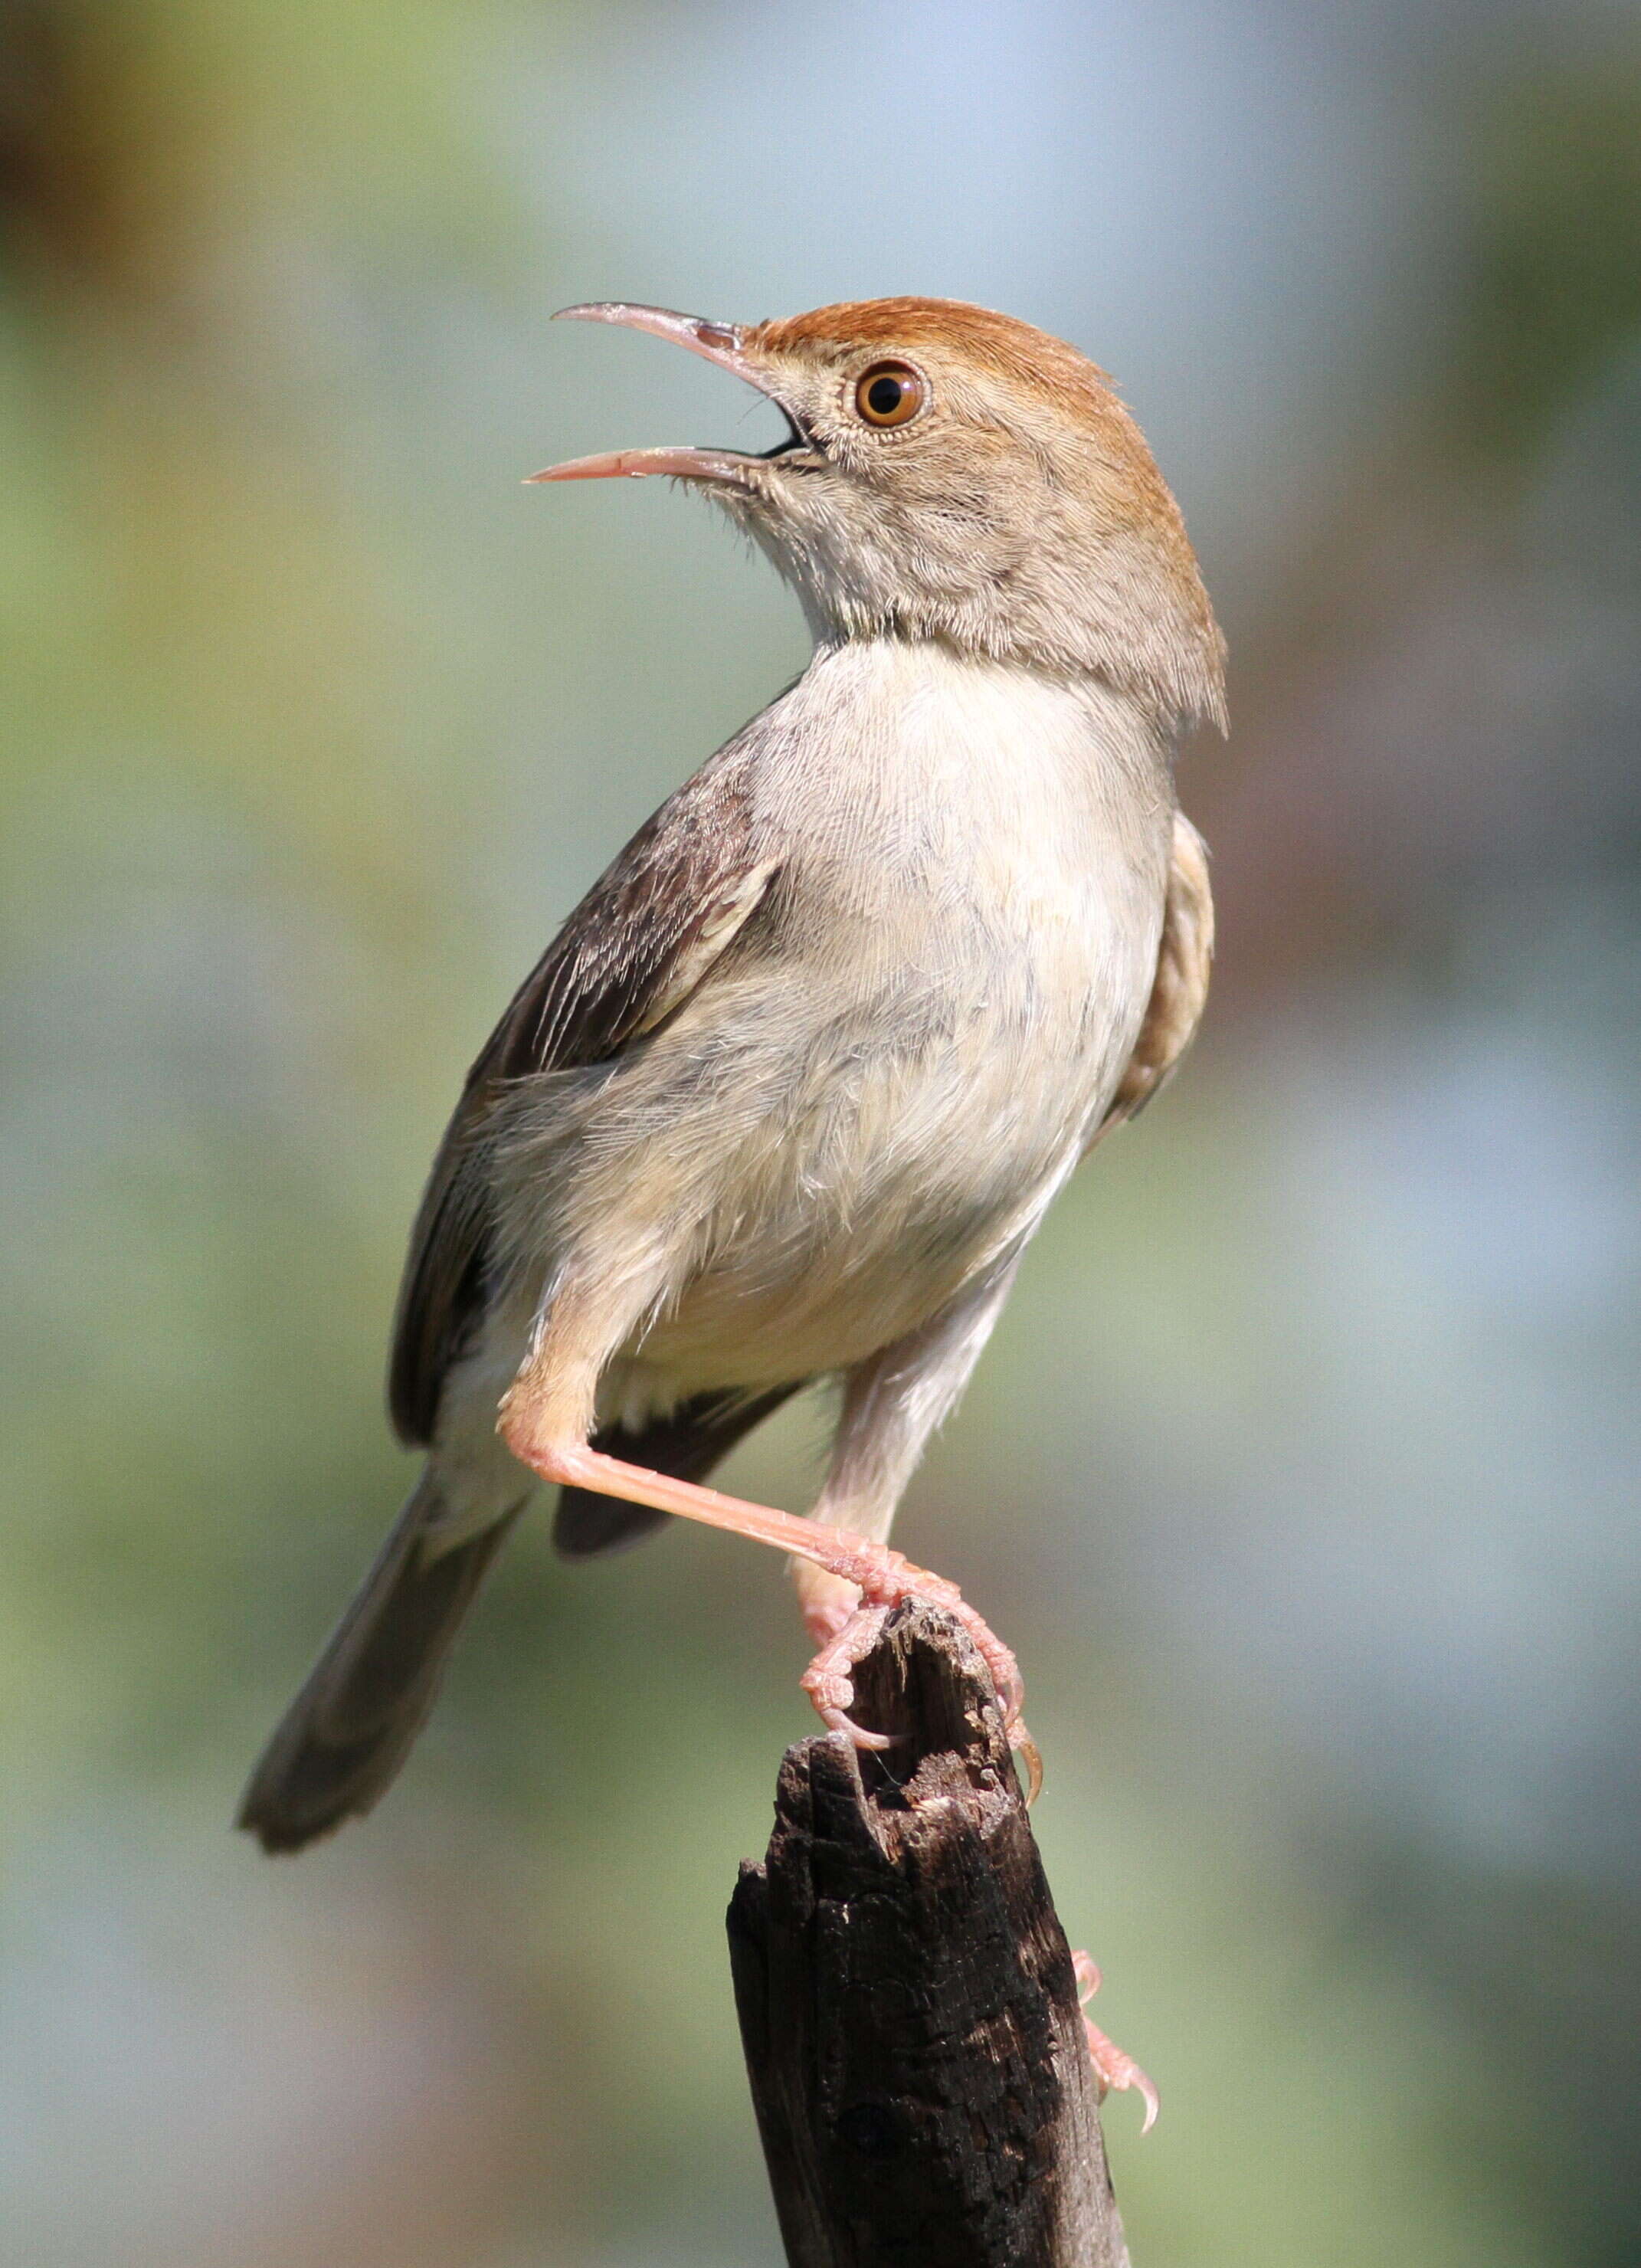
left=727, top=1603, right=1132, bottom=2268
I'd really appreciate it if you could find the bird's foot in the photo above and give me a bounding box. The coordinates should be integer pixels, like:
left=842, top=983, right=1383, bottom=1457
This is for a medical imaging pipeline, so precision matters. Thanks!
left=1073, top=1951, right=1158, bottom=2133
left=793, top=1527, right=1040, bottom=1801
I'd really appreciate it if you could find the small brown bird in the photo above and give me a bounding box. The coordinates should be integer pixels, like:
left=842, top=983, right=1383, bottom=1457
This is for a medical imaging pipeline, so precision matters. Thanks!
left=241, top=299, right=1223, bottom=1889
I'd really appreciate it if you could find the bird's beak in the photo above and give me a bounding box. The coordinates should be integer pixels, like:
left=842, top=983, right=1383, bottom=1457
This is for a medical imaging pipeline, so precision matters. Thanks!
left=526, top=303, right=803, bottom=488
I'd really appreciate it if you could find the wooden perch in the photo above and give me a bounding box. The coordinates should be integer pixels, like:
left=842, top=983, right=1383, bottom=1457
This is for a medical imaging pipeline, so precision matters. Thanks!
left=727, top=1601, right=1132, bottom=2268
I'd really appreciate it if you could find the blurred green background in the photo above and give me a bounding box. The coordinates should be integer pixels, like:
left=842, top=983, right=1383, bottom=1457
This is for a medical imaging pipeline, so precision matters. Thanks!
left=3, top=2, right=1639, bottom=2262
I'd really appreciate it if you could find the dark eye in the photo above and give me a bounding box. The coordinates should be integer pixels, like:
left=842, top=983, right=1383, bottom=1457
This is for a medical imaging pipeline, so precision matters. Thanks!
left=853, top=361, right=926, bottom=428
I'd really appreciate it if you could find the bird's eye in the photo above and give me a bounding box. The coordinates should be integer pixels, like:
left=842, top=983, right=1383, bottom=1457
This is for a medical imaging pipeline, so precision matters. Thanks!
left=853, top=361, right=926, bottom=428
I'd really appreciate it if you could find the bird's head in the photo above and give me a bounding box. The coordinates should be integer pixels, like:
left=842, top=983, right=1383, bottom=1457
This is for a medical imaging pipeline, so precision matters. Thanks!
left=532, top=297, right=1226, bottom=733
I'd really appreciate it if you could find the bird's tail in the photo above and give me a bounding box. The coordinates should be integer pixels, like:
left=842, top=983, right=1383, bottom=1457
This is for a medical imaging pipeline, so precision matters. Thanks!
left=237, top=1471, right=522, bottom=1854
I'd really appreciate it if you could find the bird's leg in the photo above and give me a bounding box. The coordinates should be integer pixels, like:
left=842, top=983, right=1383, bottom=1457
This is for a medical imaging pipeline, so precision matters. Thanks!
left=1072, top=1951, right=1158, bottom=2133
left=500, top=1255, right=1037, bottom=1788
left=791, top=1266, right=1043, bottom=1794
left=500, top=1418, right=1029, bottom=1768
left=792, top=1559, right=863, bottom=1649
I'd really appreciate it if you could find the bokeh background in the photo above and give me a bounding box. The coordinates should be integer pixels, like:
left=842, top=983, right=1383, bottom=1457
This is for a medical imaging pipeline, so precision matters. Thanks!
left=4, top=2, right=1639, bottom=2261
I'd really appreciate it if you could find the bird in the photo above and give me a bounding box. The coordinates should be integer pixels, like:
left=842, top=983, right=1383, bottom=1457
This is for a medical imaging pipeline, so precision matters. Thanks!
left=239, top=296, right=1223, bottom=1878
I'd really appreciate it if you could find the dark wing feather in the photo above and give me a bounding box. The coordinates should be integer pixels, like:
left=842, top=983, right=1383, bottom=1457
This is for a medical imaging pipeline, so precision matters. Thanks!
left=388, top=757, right=779, bottom=1446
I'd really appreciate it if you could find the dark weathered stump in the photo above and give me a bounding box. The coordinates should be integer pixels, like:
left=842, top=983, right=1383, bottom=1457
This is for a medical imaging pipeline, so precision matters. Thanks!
left=728, top=1602, right=1131, bottom=2267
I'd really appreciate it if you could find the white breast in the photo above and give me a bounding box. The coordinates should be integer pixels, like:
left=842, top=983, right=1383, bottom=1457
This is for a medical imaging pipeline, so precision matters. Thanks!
left=612, top=641, right=1176, bottom=1385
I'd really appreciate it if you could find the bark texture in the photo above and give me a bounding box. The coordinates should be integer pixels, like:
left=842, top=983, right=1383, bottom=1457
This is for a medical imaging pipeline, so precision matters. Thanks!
left=728, top=1602, right=1131, bottom=2267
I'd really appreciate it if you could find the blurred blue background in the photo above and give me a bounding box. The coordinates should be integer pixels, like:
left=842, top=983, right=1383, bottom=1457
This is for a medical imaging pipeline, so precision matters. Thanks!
left=3, top=2, right=1639, bottom=2261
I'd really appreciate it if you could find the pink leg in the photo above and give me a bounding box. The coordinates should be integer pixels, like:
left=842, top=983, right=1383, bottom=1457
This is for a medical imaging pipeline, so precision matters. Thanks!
left=1073, top=1951, right=1158, bottom=2133
left=798, top=1603, right=893, bottom=1746
left=793, top=1561, right=862, bottom=1650
left=506, top=1428, right=1037, bottom=1788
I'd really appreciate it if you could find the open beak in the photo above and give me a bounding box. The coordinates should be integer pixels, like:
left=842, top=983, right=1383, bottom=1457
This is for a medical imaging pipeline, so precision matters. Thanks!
left=526, top=303, right=804, bottom=487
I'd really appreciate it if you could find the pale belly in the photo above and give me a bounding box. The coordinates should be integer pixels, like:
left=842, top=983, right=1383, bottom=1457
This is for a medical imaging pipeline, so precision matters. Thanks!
left=582, top=881, right=1156, bottom=1410
left=621, top=1060, right=1076, bottom=1391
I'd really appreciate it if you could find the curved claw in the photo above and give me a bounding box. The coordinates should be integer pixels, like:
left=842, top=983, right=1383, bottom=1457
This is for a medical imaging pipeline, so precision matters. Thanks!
left=1094, top=2047, right=1160, bottom=2136
left=818, top=1711, right=899, bottom=1753
left=1011, top=1722, right=1043, bottom=1806
left=991, top=1659, right=1027, bottom=1726
left=1075, top=1948, right=1158, bottom=2133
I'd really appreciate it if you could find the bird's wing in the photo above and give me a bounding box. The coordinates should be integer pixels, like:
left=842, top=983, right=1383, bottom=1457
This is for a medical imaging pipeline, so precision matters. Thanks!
left=1096, top=810, right=1214, bottom=1139
left=388, top=755, right=781, bottom=1445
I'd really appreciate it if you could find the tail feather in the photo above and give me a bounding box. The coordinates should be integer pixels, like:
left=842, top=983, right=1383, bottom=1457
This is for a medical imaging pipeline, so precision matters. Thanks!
left=238, top=1474, right=521, bottom=1854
